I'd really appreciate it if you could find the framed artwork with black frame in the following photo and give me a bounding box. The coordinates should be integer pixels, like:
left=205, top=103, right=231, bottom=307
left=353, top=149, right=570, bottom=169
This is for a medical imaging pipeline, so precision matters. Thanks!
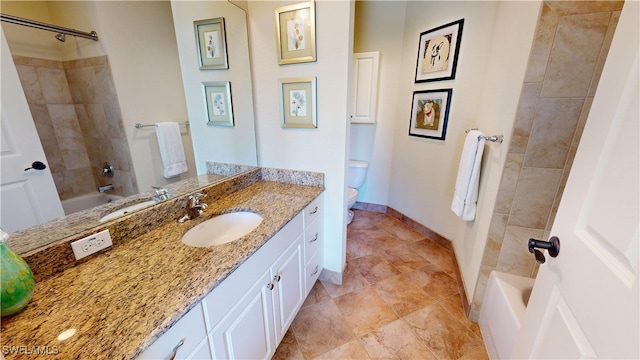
left=408, top=88, right=452, bottom=140
left=414, top=19, right=464, bottom=83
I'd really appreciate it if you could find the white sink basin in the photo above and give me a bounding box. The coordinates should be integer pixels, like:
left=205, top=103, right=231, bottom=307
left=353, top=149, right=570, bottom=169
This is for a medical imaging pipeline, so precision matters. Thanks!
left=99, top=200, right=158, bottom=222
left=182, top=212, right=263, bottom=247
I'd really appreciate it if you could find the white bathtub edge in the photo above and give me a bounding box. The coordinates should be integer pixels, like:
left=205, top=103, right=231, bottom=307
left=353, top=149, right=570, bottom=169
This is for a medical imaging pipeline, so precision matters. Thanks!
left=479, top=271, right=535, bottom=359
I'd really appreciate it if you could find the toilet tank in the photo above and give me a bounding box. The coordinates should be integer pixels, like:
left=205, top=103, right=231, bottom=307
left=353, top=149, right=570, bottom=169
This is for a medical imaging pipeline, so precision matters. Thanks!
left=348, top=160, right=368, bottom=188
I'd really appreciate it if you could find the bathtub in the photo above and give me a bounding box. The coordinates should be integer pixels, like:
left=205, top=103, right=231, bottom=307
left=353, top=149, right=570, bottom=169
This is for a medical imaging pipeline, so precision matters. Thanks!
left=61, top=192, right=124, bottom=215
left=479, top=271, right=535, bottom=359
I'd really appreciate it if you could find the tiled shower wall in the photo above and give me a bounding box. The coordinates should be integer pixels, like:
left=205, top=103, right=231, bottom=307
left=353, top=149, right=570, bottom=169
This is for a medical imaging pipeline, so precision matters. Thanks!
left=13, top=55, right=137, bottom=201
left=469, top=1, right=624, bottom=320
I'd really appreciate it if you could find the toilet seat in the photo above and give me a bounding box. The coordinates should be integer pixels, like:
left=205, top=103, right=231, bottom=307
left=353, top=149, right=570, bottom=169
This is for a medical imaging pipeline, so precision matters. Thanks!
left=347, top=187, right=358, bottom=202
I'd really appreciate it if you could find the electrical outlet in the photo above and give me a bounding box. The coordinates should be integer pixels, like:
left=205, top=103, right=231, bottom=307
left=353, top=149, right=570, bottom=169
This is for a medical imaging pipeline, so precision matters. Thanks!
left=71, top=229, right=113, bottom=260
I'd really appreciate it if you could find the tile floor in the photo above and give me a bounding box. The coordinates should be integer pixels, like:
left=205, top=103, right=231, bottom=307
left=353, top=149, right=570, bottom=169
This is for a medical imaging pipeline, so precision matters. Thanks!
left=273, top=209, right=490, bottom=360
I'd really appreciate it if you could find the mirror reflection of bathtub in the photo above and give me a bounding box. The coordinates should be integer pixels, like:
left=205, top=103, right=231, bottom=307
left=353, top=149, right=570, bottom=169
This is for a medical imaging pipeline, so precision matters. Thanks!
left=61, top=192, right=124, bottom=216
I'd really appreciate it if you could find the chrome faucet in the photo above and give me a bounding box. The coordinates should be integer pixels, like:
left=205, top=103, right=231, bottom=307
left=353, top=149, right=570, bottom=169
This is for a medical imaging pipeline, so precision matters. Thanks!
left=98, top=184, right=114, bottom=192
left=178, top=193, right=208, bottom=223
left=152, top=186, right=172, bottom=201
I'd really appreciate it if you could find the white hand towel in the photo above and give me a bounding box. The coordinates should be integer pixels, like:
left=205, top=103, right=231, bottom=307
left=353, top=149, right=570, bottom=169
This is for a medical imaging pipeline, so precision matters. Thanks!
left=155, top=122, right=188, bottom=178
left=451, top=130, right=486, bottom=221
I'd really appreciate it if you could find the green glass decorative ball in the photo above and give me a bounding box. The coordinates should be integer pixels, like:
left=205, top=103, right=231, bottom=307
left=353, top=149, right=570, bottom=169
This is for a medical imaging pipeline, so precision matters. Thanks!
left=1, top=242, right=35, bottom=316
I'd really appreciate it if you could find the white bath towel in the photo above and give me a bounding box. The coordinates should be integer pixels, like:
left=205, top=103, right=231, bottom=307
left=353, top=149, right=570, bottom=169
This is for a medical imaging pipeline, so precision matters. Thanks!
left=155, top=122, right=188, bottom=178
left=451, top=130, right=486, bottom=221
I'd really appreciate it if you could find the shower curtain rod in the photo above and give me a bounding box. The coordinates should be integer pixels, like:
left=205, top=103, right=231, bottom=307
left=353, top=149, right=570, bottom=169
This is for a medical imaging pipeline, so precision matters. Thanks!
left=0, top=13, right=98, bottom=41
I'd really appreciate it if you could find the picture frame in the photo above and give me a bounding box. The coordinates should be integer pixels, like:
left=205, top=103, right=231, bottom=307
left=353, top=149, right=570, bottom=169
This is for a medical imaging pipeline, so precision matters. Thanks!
left=408, top=88, right=452, bottom=140
left=279, top=77, right=317, bottom=128
left=194, top=17, right=228, bottom=70
left=414, top=19, right=464, bottom=83
left=203, top=81, right=234, bottom=127
left=275, top=1, right=316, bottom=65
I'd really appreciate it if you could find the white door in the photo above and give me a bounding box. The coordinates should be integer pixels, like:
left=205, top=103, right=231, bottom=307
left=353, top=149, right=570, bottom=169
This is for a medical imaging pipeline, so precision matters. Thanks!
left=0, top=30, right=64, bottom=233
left=512, top=2, right=639, bottom=359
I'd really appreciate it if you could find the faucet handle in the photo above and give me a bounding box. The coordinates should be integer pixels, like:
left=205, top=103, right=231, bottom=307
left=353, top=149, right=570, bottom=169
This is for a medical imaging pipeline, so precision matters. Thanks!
left=152, top=186, right=172, bottom=201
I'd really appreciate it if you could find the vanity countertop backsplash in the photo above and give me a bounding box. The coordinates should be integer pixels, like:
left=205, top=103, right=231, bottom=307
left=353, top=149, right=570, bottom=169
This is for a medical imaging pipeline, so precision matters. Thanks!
left=0, top=166, right=324, bottom=359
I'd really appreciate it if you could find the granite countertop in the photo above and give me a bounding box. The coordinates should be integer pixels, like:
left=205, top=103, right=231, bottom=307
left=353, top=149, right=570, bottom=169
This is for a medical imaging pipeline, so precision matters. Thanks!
left=0, top=180, right=323, bottom=359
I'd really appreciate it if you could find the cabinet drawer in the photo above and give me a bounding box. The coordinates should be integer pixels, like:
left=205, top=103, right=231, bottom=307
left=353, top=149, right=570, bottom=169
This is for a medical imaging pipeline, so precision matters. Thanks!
left=303, top=196, right=322, bottom=227
left=137, top=304, right=207, bottom=359
left=304, top=251, right=323, bottom=296
left=304, top=217, right=322, bottom=264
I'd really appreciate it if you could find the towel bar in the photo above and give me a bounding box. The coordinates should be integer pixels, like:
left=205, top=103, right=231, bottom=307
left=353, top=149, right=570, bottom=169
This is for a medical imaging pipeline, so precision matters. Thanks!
left=465, top=128, right=504, bottom=143
left=135, top=122, right=190, bottom=129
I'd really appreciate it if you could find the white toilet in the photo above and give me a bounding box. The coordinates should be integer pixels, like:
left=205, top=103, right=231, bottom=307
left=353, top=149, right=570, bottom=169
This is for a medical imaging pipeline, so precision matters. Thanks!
left=347, top=160, right=369, bottom=225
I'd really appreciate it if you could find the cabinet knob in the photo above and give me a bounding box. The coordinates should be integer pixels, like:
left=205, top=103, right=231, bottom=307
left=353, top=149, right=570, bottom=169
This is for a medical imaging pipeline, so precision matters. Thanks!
left=310, top=233, right=319, bottom=243
left=267, top=282, right=274, bottom=290
left=311, top=265, right=319, bottom=276
left=309, top=206, right=318, bottom=215
left=274, top=274, right=281, bottom=282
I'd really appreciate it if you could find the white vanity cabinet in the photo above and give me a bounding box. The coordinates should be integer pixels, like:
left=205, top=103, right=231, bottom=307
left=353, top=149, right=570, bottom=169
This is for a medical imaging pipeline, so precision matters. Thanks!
left=204, top=212, right=304, bottom=359
left=137, top=195, right=323, bottom=360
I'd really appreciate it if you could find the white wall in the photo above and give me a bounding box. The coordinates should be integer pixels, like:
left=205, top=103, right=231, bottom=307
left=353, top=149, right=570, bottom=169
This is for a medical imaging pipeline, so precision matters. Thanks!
left=352, top=1, right=540, bottom=301
left=349, top=2, right=406, bottom=206
left=171, top=0, right=258, bottom=174
left=247, top=0, right=353, bottom=277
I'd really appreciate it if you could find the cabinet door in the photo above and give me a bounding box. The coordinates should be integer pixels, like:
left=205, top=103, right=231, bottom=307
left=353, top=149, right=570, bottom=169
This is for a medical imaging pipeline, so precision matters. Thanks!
left=350, top=51, right=380, bottom=124
left=137, top=304, right=208, bottom=359
left=271, top=234, right=304, bottom=343
left=209, top=271, right=276, bottom=360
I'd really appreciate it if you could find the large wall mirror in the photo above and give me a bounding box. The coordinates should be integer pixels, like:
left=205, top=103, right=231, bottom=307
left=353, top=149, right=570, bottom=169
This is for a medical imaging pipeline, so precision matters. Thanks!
left=0, top=0, right=257, bottom=254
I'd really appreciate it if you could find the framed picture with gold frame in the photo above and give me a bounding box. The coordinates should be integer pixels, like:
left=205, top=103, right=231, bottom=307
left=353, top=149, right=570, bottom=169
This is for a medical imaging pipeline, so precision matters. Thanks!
left=274, top=1, right=316, bottom=65
left=279, top=77, right=317, bottom=128
left=194, top=17, right=228, bottom=70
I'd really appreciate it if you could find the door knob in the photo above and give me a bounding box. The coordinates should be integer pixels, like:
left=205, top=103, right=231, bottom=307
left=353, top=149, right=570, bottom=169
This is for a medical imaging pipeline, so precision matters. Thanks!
left=528, top=236, right=560, bottom=264
left=24, top=161, right=47, bottom=171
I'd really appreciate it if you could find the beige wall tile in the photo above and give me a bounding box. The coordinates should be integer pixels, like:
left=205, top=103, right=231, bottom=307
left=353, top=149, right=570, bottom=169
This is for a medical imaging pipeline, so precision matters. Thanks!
left=65, top=67, right=96, bottom=104
left=494, top=153, right=524, bottom=214
left=540, top=12, right=610, bottom=98
left=40, top=137, right=64, bottom=173
left=15, top=65, right=45, bottom=104
left=68, top=167, right=98, bottom=196
left=483, top=213, right=509, bottom=267
left=59, top=137, right=91, bottom=170
left=28, top=103, right=55, bottom=140
left=496, top=225, right=543, bottom=277
left=523, top=98, right=584, bottom=169
left=469, top=264, right=493, bottom=321
left=36, top=67, right=72, bottom=104
left=589, top=10, right=621, bottom=97
left=545, top=1, right=624, bottom=16
left=509, top=167, right=563, bottom=228
left=524, top=3, right=559, bottom=82
left=510, top=83, right=543, bottom=154
left=48, top=104, right=83, bottom=139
